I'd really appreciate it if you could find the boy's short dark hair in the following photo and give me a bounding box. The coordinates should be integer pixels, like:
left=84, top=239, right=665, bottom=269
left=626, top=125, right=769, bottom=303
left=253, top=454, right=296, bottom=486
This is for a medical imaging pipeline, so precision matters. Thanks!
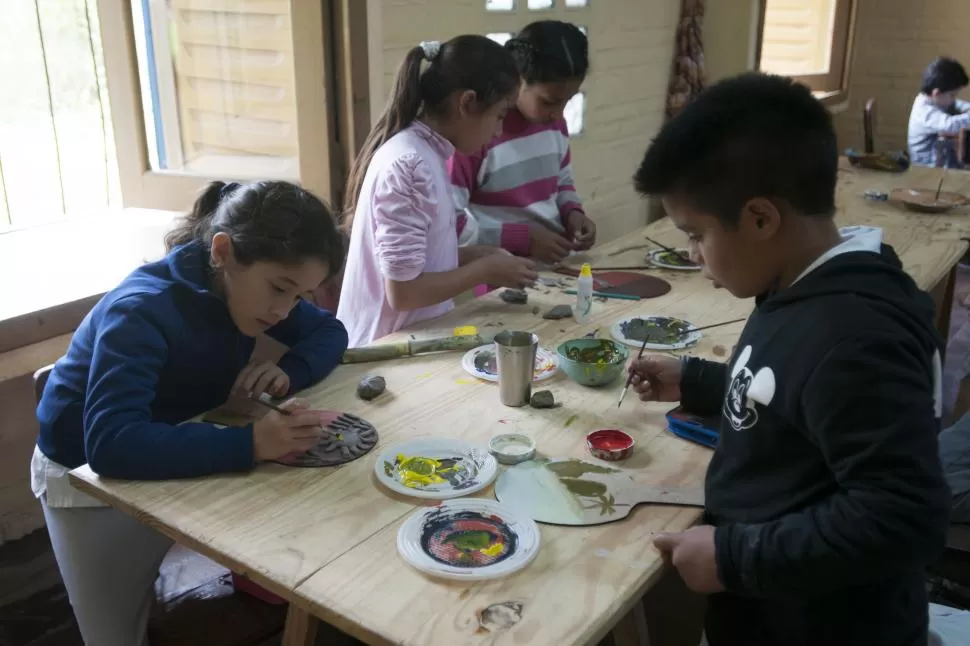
left=920, top=57, right=969, bottom=95
left=634, top=73, right=837, bottom=226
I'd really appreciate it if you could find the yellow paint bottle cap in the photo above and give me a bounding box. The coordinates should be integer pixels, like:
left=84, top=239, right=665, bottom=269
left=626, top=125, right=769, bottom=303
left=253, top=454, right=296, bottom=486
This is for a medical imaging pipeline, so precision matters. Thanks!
left=579, top=263, right=592, bottom=278
left=454, top=325, right=478, bottom=337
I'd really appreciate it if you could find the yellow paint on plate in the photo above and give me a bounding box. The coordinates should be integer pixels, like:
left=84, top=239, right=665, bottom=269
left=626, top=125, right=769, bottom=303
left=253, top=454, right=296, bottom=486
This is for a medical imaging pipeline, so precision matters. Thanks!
left=454, top=325, right=478, bottom=336
left=396, top=454, right=460, bottom=489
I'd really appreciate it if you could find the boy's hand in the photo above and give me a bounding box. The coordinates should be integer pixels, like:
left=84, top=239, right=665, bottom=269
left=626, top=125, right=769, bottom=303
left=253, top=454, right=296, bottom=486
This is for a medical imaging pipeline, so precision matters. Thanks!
left=234, top=360, right=290, bottom=398
left=252, top=398, right=323, bottom=461
left=565, top=210, right=596, bottom=250
left=628, top=356, right=682, bottom=402
left=530, top=225, right=575, bottom=264
left=654, top=525, right=724, bottom=594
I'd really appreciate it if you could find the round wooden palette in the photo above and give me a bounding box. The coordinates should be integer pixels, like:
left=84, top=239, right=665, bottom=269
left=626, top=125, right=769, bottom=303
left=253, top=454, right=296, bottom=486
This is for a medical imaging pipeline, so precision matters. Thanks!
left=396, top=498, right=540, bottom=580
left=274, top=411, right=378, bottom=467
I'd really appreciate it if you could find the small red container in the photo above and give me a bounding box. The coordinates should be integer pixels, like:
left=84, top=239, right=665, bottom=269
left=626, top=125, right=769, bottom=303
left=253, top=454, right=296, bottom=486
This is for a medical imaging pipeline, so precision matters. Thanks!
left=586, top=429, right=635, bottom=461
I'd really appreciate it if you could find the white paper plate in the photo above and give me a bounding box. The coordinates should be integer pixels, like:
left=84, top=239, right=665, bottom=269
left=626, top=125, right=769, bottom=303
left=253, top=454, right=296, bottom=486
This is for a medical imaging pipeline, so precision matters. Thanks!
left=647, top=248, right=701, bottom=271
left=611, top=316, right=702, bottom=351
left=461, top=344, right=559, bottom=383
left=375, top=438, right=498, bottom=500
left=396, top=498, right=540, bottom=581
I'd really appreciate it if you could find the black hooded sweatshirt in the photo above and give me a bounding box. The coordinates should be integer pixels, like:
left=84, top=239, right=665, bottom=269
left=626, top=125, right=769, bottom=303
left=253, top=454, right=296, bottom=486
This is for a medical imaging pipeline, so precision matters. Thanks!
left=679, top=242, right=951, bottom=646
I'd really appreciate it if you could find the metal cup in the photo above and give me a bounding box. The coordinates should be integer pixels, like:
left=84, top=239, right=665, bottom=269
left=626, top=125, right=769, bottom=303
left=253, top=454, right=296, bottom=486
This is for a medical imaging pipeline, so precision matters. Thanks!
left=494, top=331, right=538, bottom=407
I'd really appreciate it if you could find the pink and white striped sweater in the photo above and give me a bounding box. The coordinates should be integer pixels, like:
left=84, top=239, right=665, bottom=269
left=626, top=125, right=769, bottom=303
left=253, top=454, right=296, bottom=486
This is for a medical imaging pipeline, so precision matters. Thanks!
left=449, top=108, right=584, bottom=255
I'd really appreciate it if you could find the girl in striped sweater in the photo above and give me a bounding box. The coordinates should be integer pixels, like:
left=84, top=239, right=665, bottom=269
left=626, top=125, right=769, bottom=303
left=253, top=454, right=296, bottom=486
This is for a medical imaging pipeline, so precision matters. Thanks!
left=451, top=20, right=594, bottom=265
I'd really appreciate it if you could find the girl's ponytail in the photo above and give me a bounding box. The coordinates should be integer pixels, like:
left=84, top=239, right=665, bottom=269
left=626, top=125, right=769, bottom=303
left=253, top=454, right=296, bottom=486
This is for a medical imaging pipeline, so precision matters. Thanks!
left=342, top=46, right=427, bottom=233
left=341, top=35, right=518, bottom=235
left=165, top=181, right=238, bottom=251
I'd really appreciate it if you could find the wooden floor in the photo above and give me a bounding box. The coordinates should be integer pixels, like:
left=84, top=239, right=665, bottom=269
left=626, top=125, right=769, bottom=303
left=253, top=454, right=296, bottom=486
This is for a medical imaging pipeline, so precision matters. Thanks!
left=0, top=529, right=360, bottom=646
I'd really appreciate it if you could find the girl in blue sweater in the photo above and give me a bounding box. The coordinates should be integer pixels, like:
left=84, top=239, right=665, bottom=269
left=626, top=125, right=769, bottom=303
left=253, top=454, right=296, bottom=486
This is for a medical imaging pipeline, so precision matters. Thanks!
left=31, top=180, right=348, bottom=646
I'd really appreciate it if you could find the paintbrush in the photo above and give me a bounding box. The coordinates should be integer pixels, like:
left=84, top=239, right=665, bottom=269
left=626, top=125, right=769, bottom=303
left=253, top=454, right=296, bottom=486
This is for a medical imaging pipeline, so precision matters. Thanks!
left=935, top=168, right=949, bottom=201
left=644, top=236, right=695, bottom=265
left=563, top=288, right=641, bottom=301
left=249, top=392, right=292, bottom=416
left=616, top=317, right=747, bottom=408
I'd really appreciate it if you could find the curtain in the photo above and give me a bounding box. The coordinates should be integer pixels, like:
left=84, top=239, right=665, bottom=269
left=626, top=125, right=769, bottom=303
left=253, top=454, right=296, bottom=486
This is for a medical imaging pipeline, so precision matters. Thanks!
left=665, top=0, right=706, bottom=120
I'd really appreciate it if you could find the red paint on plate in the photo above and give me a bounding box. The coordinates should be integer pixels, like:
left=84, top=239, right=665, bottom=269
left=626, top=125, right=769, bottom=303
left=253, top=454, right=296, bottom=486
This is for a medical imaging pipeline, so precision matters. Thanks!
left=585, top=429, right=635, bottom=461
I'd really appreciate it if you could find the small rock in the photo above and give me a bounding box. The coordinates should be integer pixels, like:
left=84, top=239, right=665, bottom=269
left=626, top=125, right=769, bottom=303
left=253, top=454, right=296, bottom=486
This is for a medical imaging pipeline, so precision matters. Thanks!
left=356, top=375, right=386, bottom=401
left=530, top=390, right=556, bottom=409
left=712, top=344, right=726, bottom=357
left=542, top=305, right=573, bottom=320
left=500, top=289, right=528, bottom=304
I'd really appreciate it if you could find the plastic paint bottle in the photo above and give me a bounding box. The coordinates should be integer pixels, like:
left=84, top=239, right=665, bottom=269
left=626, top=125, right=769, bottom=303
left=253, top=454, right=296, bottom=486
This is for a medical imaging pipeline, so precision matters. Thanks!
left=574, top=263, right=594, bottom=324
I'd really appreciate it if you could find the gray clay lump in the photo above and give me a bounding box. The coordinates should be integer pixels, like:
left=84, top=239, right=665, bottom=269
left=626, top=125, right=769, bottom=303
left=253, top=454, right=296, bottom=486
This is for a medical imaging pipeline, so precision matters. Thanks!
left=357, top=375, right=386, bottom=401
left=530, top=390, right=556, bottom=409
left=500, top=289, right=528, bottom=304
left=542, top=305, right=572, bottom=320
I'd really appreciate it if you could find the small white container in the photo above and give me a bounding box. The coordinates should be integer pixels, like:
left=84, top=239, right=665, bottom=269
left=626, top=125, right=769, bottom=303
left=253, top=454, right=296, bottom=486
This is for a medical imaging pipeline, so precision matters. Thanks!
left=573, top=263, right=593, bottom=324
left=488, top=433, right=537, bottom=465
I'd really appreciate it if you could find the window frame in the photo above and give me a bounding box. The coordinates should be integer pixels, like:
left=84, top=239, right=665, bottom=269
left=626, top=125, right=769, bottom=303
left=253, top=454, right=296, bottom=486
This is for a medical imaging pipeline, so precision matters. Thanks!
left=755, top=0, right=857, bottom=106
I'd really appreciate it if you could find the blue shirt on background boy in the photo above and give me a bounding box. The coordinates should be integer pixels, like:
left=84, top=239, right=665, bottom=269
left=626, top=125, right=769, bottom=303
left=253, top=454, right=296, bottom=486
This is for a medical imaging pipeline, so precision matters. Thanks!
left=908, top=57, right=970, bottom=168
left=629, top=73, right=951, bottom=646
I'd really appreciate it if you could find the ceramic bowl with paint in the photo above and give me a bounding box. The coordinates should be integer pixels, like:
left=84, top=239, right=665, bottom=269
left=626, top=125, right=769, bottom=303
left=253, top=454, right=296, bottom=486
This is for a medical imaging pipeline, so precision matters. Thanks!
left=586, top=429, right=635, bottom=461
left=488, top=433, right=537, bottom=465
left=556, top=339, right=630, bottom=387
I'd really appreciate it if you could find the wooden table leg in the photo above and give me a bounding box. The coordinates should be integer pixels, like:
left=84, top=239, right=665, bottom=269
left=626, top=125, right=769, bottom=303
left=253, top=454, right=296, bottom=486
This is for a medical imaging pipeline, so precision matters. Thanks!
left=610, top=601, right=650, bottom=646
left=282, top=604, right=319, bottom=646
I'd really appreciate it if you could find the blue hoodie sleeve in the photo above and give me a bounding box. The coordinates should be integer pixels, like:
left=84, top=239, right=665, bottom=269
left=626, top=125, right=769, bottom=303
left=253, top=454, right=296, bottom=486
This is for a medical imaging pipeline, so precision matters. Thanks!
left=83, top=295, right=255, bottom=480
left=714, top=332, right=950, bottom=598
left=265, top=300, right=348, bottom=393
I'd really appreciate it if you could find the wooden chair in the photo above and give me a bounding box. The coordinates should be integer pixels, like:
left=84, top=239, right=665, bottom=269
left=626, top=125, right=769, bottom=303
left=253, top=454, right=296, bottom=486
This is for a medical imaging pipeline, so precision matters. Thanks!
left=935, top=129, right=969, bottom=168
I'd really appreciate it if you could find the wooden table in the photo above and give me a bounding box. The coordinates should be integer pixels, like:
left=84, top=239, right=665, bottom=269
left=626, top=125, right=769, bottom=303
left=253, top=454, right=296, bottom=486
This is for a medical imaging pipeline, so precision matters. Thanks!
left=70, top=163, right=970, bottom=646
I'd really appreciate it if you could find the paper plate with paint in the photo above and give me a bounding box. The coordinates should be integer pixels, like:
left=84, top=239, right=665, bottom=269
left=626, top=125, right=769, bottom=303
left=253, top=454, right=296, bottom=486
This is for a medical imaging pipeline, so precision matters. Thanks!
left=461, top=344, right=559, bottom=383
left=375, top=438, right=498, bottom=500
left=647, top=248, right=700, bottom=271
left=611, top=316, right=701, bottom=351
left=396, top=498, right=540, bottom=581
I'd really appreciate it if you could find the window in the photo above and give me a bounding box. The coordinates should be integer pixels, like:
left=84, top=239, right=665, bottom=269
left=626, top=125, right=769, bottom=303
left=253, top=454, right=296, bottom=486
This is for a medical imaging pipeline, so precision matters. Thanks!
left=486, top=32, right=513, bottom=45
left=565, top=0, right=589, bottom=6
left=757, top=0, right=856, bottom=100
left=565, top=93, right=585, bottom=136
left=527, top=0, right=553, bottom=9
left=485, top=0, right=516, bottom=11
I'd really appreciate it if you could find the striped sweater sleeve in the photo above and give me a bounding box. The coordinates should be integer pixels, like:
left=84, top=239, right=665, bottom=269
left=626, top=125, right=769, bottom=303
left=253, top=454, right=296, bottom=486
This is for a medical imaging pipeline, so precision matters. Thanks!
left=449, top=148, right=530, bottom=255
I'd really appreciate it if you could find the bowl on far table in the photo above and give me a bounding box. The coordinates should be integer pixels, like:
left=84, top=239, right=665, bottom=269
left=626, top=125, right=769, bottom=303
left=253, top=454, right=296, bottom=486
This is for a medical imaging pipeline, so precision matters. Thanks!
left=890, top=188, right=970, bottom=214
left=556, top=338, right=630, bottom=387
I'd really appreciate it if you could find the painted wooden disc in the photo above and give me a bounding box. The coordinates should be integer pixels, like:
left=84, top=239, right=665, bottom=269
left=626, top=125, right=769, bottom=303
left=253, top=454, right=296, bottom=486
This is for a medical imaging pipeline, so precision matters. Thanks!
left=396, top=498, right=540, bottom=581
left=274, top=411, right=378, bottom=467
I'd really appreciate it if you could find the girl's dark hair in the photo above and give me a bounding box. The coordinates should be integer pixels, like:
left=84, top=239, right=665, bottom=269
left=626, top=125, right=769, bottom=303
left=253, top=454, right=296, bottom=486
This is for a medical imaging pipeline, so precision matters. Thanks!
left=166, top=180, right=345, bottom=277
left=506, top=20, right=589, bottom=85
left=342, top=35, right=519, bottom=231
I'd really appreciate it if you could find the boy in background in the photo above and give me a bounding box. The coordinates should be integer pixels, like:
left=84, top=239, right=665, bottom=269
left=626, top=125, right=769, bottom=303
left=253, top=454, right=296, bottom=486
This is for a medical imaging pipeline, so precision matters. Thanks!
left=630, top=73, right=951, bottom=645
left=908, top=57, right=970, bottom=168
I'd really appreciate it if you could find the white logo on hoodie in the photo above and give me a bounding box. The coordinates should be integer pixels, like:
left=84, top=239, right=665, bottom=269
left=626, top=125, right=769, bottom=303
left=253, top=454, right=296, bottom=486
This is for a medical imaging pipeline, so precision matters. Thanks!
left=724, top=345, right=776, bottom=431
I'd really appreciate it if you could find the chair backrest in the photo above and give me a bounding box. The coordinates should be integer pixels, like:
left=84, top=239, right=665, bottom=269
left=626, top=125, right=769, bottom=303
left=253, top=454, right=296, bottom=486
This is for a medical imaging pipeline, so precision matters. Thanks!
left=863, top=98, right=876, bottom=154
left=33, top=364, right=54, bottom=405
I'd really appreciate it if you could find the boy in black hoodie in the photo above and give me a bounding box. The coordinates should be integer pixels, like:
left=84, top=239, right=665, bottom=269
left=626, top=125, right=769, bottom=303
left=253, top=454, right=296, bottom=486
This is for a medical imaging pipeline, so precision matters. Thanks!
left=629, top=73, right=951, bottom=646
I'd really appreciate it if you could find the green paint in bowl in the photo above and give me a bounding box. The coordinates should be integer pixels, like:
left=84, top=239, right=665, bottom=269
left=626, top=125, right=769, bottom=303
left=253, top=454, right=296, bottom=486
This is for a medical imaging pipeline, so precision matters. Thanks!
left=556, top=338, right=630, bottom=387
